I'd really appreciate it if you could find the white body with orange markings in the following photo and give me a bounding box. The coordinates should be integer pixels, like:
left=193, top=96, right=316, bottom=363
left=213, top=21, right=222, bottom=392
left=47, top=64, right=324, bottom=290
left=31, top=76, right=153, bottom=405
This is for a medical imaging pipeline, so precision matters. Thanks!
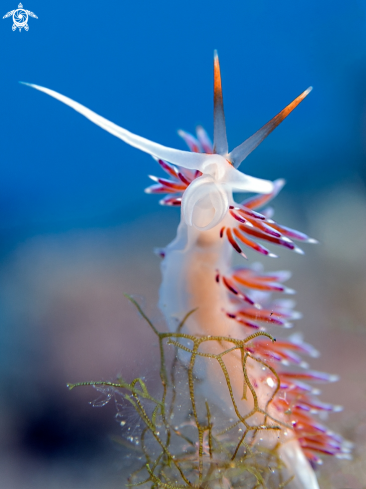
left=25, top=50, right=350, bottom=489
left=159, top=215, right=320, bottom=489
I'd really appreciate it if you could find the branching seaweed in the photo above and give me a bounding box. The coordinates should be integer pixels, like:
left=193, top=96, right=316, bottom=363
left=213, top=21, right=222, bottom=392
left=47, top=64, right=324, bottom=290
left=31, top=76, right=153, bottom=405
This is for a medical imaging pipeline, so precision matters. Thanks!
left=67, top=296, right=294, bottom=489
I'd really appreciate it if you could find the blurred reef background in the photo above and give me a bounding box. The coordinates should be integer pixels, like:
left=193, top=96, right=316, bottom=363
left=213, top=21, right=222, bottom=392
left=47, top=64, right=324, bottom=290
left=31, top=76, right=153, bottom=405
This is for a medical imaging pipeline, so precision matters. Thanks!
left=1, top=0, right=366, bottom=487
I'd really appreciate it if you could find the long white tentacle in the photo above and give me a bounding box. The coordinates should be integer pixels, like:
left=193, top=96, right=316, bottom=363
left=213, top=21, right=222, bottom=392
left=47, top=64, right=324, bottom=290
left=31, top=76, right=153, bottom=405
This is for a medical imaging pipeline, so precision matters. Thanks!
left=21, top=82, right=274, bottom=195
left=21, top=82, right=218, bottom=171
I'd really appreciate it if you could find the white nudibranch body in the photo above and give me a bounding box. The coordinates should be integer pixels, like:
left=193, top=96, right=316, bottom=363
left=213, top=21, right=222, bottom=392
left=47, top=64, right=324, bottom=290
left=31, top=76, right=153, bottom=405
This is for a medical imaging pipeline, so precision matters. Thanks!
left=181, top=173, right=230, bottom=230
left=180, top=155, right=275, bottom=231
left=24, top=51, right=349, bottom=489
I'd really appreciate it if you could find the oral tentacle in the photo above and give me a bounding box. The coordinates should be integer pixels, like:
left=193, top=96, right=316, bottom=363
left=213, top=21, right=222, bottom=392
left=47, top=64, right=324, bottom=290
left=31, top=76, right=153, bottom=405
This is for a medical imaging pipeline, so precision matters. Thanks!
left=21, top=82, right=217, bottom=171
left=224, top=164, right=274, bottom=194
left=23, top=81, right=277, bottom=196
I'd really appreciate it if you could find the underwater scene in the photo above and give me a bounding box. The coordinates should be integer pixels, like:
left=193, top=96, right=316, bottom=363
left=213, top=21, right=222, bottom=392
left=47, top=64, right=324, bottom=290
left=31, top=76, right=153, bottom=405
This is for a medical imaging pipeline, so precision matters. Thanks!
left=1, top=1, right=366, bottom=488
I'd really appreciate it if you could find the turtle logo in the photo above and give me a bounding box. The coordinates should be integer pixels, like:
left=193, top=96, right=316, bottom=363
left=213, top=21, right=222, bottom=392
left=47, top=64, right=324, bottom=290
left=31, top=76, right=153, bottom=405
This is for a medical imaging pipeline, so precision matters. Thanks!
left=3, top=3, right=38, bottom=31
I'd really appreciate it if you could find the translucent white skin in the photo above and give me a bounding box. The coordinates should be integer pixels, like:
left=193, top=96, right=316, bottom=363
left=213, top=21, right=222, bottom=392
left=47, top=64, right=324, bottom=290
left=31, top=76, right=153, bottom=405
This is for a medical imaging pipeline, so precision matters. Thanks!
left=24, top=79, right=318, bottom=488
left=159, top=215, right=319, bottom=489
left=20, top=83, right=274, bottom=198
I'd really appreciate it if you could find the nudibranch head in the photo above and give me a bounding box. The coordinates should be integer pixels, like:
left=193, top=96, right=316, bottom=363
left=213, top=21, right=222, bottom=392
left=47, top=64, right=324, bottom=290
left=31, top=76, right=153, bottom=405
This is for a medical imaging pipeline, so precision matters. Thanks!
left=177, top=51, right=311, bottom=231
left=21, top=51, right=311, bottom=233
left=147, top=150, right=317, bottom=258
left=181, top=174, right=229, bottom=230
left=180, top=158, right=274, bottom=231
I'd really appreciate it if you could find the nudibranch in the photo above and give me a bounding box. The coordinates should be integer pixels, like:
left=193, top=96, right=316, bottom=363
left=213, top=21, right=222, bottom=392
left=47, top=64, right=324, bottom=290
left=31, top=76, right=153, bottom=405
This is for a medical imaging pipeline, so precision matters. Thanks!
left=23, top=51, right=351, bottom=488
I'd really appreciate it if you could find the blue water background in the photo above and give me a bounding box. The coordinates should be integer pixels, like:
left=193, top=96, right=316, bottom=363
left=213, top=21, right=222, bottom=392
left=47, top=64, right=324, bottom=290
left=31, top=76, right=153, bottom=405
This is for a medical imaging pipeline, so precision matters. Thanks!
left=1, top=0, right=365, bottom=240
left=1, top=1, right=366, bottom=486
